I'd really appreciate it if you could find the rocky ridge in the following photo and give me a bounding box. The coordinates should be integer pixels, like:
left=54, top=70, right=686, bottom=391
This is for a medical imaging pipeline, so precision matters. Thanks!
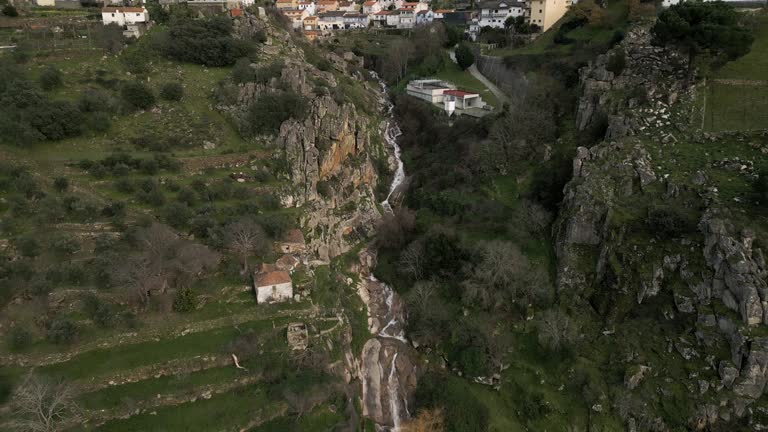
left=557, top=21, right=768, bottom=431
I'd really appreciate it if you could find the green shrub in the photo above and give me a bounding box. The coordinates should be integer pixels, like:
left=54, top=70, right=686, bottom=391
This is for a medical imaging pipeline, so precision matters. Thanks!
left=121, top=81, right=155, bottom=110
left=53, top=176, right=69, bottom=193
left=455, top=43, right=475, bottom=70
left=88, top=111, right=112, bottom=133
left=172, top=286, right=196, bottom=312
left=39, top=66, right=63, bottom=91
left=162, top=202, right=192, bottom=228
left=47, top=318, right=79, bottom=344
left=9, top=326, right=32, bottom=351
left=243, top=91, right=308, bottom=136
left=232, top=57, right=256, bottom=83
left=1, top=4, right=18, bottom=17
left=155, top=17, right=251, bottom=66
left=15, top=236, right=40, bottom=258
left=159, top=82, right=184, bottom=101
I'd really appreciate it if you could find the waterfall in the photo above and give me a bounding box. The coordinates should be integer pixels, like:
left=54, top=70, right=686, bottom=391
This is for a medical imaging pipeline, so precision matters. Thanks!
left=372, top=72, right=405, bottom=214
left=388, top=353, right=402, bottom=432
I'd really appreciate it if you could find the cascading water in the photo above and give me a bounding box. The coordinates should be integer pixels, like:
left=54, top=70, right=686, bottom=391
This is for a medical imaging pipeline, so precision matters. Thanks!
left=373, top=73, right=405, bottom=214
left=366, top=72, right=409, bottom=431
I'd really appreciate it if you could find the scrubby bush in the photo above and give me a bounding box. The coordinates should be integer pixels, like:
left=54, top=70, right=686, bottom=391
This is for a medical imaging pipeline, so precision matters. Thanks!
left=121, top=81, right=155, bottom=110
left=15, top=236, right=40, bottom=258
left=39, top=66, right=63, bottom=91
left=47, top=319, right=79, bottom=344
left=9, top=326, right=32, bottom=351
left=232, top=57, right=256, bottom=83
left=154, top=17, right=251, bottom=67
left=82, top=293, right=116, bottom=328
left=162, top=202, right=192, bottom=228
left=172, top=286, right=196, bottom=312
left=53, top=177, right=69, bottom=193
left=243, top=91, right=308, bottom=136
left=455, top=43, right=474, bottom=70
left=159, top=82, right=183, bottom=101
left=1, top=4, right=18, bottom=17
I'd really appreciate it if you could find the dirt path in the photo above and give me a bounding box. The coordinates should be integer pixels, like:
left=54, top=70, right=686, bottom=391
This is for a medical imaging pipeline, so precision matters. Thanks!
left=449, top=48, right=510, bottom=106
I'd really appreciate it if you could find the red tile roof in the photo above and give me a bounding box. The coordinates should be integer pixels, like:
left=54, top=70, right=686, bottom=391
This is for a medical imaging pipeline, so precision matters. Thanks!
left=230, top=8, right=244, bottom=16
left=444, top=89, right=479, bottom=97
left=363, top=1, right=377, bottom=5
left=374, top=10, right=392, bottom=14
left=255, top=270, right=292, bottom=287
left=282, top=229, right=305, bottom=245
left=434, top=9, right=454, bottom=12
left=102, top=7, right=145, bottom=12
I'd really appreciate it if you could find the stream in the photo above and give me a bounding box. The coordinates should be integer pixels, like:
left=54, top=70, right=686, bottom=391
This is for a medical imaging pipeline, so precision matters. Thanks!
left=356, top=73, right=412, bottom=431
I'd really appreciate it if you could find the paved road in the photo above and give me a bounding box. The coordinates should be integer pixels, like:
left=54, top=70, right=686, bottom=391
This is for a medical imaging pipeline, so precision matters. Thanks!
left=449, top=48, right=510, bottom=106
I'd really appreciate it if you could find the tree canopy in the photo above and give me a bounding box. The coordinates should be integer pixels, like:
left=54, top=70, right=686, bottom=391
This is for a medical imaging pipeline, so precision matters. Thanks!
left=653, top=1, right=753, bottom=62
left=455, top=43, right=475, bottom=70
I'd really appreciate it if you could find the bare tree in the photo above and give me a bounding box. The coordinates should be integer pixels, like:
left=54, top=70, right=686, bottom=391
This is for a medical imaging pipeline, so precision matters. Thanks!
left=406, top=280, right=437, bottom=319
left=118, top=223, right=220, bottom=309
left=8, top=372, right=80, bottom=432
left=399, top=240, right=425, bottom=279
left=116, top=256, right=160, bottom=308
left=536, top=309, right=577, bottom=352
left=383, top=39, right=413, bottom=82
left=224, top=218, right=267, bottom=274
left=461, top=241, right=551, bottom=310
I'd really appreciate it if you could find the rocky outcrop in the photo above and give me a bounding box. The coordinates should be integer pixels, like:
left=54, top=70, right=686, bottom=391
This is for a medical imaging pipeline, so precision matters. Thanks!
left=576, top=23, right=689, bottom=140
left=701, top=213, right=768, bottom=326
left=354, top=248, right=417, bottom=430
left=360, top=338, right=417, bottom=429
left=223, top=12, right=387, bottom=261
left=554, top=139, right=655, bottom=294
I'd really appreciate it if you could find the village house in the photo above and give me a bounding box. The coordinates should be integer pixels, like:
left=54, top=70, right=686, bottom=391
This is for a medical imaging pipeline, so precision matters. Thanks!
left=529, top=0, right=570, bottom=31
left=406, top=79, right=456, bottom=104
left=276, top=255, right=300, bottom=272
left=386, top=10, right=402, bottom=27
left=371, top=10, right=391, bottom=26
left=101, top=7, right=150, bottom=38
left=303, top=15, right=319, bottom=30
left=275, top=0, right=297, bottom=9
left=477, top=0, right=527, bottom=29
left=338, top=0, right=357, bottom=11
left=415, top=9, right=434, bottom=25
left=432, top=8, right=454, bottom=19
left=297, top=1, right=316, bottom=14
left=304, top=29, right=320, bottom=40
left=362, top=0, right=381, bottom=14
left=318, top=11, right=346, bottom=30
left=399, top=1, right=428, bottom=12
left=284, top=9, right=308, bottom=28
left=277, top=229, right=307, bottom=254
left=343, top=13, right=370, bottom=28
left=407, top=79, right=489, bottom=117
left=443, top=89, right=486, bottom=111
left=316, top=0, right=339, bottom=12
left=254, top=264, right=293, bottom=304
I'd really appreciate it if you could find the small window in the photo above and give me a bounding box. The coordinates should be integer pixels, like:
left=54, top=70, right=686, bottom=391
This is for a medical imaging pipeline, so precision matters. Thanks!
left=111, top=13, right=115, bottom=16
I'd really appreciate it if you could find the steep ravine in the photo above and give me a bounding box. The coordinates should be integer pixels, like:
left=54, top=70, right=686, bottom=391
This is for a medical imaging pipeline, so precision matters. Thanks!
left=355, top=78, right=417, bottom=431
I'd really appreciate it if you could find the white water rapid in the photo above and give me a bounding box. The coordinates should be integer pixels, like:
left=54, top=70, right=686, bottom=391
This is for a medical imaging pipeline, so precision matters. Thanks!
left=374, top=74, right=405, bottom=214
left=368, top=72, right=409, bottom=431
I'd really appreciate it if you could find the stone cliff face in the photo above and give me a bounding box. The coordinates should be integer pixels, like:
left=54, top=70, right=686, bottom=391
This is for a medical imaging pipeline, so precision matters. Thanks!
left=226, top=12, right=388, bottom=261
left=576, top=23, right=689, bottom=141
left=556, top=22, right=768, bottom=430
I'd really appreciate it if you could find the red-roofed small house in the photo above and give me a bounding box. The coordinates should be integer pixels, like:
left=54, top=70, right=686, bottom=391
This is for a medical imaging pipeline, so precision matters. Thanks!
left=254, top=268, right=293, bottom=304
left=363, top=0, right=381, bottom=14
left=443, top=89, right=486, bottom=111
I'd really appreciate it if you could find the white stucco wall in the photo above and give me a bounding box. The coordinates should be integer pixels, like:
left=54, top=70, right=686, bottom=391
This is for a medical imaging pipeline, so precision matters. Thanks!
left=256, top=282, right=293, bottom=304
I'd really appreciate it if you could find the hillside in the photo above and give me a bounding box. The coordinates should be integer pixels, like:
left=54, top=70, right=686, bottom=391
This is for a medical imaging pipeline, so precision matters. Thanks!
left=0, top=9, right=401, bottom=431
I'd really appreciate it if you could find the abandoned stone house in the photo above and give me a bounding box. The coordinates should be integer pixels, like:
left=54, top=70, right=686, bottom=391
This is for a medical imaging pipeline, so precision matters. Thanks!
left=287, top=322, right=309, bottom=350
left=276, top=229, right=306, bottom=254
left=276, top=254, right=300, bottom=271
left=253, top=265, right=293, bottom=304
